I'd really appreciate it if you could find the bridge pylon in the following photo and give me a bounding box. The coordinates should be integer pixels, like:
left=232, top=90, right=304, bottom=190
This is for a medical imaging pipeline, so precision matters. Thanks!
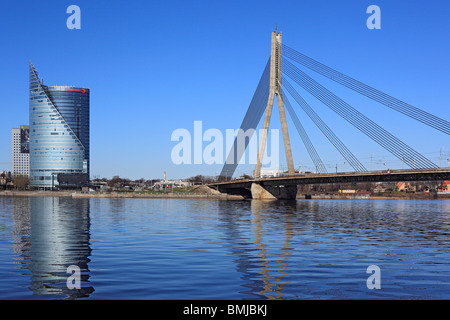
left=254, top=31, right=295, bottom=179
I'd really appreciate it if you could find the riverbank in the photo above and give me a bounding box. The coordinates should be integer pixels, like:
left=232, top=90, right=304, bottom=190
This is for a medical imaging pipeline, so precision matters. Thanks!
left=0, top=190, right=245, bottom=200
left=299, top=192, right=450, bottom=200
left=1, top=190, right=449, bottom=200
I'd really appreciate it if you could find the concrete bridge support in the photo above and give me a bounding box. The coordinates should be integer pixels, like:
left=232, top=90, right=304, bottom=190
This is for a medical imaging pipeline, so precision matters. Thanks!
left=251, top=183, right=297, bottom=200
left=251, top=183, right=277, bottom=200
left=254, top=31, right=295, bottom=179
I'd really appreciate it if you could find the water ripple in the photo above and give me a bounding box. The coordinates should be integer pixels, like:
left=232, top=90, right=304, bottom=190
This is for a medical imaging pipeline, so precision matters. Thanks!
left=0, top=196, right=449, bottom=299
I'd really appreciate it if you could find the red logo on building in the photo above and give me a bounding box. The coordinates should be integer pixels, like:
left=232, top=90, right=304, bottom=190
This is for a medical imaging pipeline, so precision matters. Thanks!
left=65, top=88, right=87, bottom=93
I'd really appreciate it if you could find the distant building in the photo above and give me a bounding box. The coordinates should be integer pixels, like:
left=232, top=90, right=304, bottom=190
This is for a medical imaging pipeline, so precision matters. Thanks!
left=153, top=180, right=192, bottom=189
left=11, top=125, right=30, bottom=177
left=437, top=181, right=450, bottom=192
left=372, top=183, right=386, bottom=193
left=0, top=171, right=12, bottom=189
left=394, top=182, right=416, bottom=192
left=260, top=169, right=285, bottom=178
left=1, top=171, right=11, bottom=179
left=338, top=189, right=357, bottom=194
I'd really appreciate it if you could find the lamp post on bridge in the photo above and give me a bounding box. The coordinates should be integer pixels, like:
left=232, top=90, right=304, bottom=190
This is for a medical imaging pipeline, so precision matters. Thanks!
left=370, top=153, right=373, bottom=171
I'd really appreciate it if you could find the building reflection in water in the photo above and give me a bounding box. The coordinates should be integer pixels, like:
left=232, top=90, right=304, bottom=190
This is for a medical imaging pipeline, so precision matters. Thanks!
left=11, top=196, right=93, bottom=299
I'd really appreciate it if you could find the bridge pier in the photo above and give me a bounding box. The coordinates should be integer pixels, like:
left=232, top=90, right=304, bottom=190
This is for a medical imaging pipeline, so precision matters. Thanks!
left=251, top=183, right=277, bottom=200
left=251, top=183, right=297, bottom=200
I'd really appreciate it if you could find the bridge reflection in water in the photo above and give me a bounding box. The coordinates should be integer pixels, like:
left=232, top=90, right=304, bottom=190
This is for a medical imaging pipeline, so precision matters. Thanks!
left=251, top=200, right=295, bottom=299
left=11, top=197, right=93, bottom=299
left=217, top=200, right=300, bottom=299
left=218, top=198, right=450, bottom=299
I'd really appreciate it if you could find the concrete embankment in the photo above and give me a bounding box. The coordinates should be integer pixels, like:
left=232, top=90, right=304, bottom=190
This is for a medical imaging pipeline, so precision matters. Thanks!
left=71, top=192, right=244, bottom=200
left=297, top=192, right=450, bottom=200
left=2, top=189, right=448, bottom=200
left=0, top=190, right=244, bottom=200
left=0, top=190, right=73, bottom=197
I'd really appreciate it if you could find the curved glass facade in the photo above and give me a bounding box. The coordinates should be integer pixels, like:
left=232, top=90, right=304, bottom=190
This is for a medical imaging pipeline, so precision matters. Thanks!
left=29, top=62, right=89, bottom=189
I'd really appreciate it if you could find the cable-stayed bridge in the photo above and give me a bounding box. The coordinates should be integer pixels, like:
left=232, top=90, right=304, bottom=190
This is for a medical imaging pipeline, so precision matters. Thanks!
left=209, top=31, right=450, bottom=200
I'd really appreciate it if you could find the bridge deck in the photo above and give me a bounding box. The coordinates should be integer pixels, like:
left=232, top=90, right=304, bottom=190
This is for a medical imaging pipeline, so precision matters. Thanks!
left=211, top=168, right=450, bottom=190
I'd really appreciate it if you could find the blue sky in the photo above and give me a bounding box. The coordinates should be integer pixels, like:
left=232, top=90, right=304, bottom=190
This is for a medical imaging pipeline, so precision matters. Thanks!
left=0, top=0, right=449, bottom=180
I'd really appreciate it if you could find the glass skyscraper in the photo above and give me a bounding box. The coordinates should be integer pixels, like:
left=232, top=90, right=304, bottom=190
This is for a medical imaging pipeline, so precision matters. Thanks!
left=29, top=62, right=90, bottom=189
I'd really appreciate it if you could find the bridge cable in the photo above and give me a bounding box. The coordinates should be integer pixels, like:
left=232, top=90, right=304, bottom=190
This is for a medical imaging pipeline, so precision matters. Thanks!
left=282, top=60, right=435, bottom=169
left=283, top=59, right=438, bottom=169
left=283, top=79, right=368, bottom=172
left=283, top=63, right=438, bottom=170
left=283, top=80, right=366, bottom=172
left=221, top=59, right=270, bottom=178
left=282, top=92, right=328, bottom=173
left=282, top=47, right=449, bottom=136
left=282, top=44, right=450, bottom=135
left=283, top=61, right=436, bottom=169
left=220, top=58, right=271, bottom=179
left=283, top=44, right=450, bottom=134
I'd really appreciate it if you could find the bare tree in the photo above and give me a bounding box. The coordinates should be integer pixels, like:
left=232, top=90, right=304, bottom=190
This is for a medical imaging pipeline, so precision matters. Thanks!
left=13, top=176, right=29, bottom=190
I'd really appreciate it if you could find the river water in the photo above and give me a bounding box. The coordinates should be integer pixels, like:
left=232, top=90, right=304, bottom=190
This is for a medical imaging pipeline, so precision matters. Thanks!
left=0, top=196, right=449, bottom=300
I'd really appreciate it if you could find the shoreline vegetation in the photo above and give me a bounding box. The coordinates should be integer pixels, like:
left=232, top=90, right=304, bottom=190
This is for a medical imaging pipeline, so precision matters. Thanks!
left=1, top=186, right=449, bottom=201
